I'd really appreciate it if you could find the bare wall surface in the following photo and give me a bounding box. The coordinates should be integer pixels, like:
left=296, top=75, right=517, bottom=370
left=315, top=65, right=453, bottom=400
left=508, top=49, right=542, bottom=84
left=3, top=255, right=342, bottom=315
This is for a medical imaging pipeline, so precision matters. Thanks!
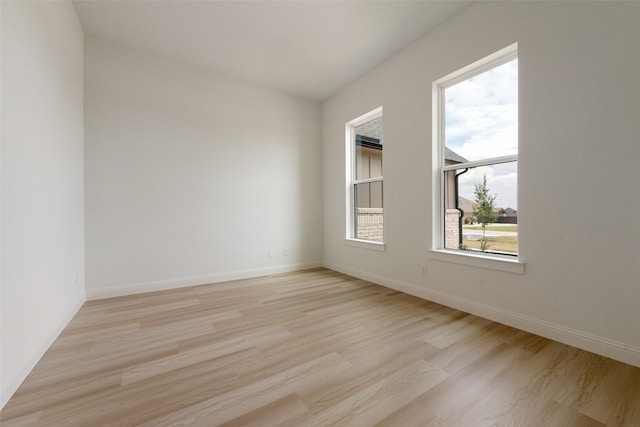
left=84, top=37, right=323, bottom=297
left=322, top=1, right=640, bottom=364
left=1, top=0, right=85, bottom=408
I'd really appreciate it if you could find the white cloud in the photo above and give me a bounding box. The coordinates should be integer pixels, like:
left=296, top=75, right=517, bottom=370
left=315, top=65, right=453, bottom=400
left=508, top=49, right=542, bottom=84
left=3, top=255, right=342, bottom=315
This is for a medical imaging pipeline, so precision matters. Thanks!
left=458, top=162, right=518, bottom=209
left=446, top=59, right=518, bottom=208
left=445, top=59, right=518, bottom=161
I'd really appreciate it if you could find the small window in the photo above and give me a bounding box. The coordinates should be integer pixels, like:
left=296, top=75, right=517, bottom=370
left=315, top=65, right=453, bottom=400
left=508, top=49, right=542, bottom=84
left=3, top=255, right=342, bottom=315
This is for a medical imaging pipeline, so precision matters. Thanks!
left=346, top=108, right=383, bottom=243
left=434, top=45, right=518, bottom=259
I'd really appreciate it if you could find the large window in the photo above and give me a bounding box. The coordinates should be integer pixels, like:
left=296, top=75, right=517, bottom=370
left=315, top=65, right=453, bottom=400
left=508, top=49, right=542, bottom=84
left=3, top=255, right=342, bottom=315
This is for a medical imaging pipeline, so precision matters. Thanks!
left=434, top=45, right=518, bottom=259
left=346, top=108, right=383, bottom=243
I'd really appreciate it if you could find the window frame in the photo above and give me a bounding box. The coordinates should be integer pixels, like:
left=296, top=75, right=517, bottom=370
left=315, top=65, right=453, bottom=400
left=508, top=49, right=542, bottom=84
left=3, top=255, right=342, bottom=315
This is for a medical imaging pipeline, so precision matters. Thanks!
left=431, top=44, right=524, bottom=273
left=345, top=107, right=385, bottom=249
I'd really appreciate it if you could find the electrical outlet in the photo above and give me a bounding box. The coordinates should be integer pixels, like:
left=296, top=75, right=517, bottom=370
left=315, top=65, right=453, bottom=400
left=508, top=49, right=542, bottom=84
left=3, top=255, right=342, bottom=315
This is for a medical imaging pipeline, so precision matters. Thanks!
left=421, top=265, right=428, bottom=277
left=268, top=249, right=274, bottom=257
left=283, top=248, right=289, bottom=256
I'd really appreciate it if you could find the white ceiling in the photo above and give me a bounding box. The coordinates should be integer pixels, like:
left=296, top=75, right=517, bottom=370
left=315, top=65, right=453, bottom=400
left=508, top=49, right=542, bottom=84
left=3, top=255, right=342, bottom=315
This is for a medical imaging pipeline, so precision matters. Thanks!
left=73, top=1, right=471, bottom=101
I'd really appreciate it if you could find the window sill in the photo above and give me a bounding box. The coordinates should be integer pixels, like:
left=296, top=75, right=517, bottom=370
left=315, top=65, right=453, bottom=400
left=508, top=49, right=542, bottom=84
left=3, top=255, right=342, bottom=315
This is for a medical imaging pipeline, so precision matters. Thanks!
left=429, top=249, right=524, bottom=274
left=345, top=238, right=386, bottom=252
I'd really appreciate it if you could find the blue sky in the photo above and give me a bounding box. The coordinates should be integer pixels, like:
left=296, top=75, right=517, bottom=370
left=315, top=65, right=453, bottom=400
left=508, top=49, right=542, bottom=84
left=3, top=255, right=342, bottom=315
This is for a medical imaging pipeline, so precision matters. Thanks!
left=445, top=59, right=518, bottom=209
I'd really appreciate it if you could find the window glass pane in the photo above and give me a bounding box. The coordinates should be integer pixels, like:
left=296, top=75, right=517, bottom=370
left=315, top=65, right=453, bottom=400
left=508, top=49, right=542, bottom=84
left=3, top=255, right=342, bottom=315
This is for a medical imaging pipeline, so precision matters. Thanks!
left=355, top=182, right=383, bottom=242
left=444, top=162, right=517, bottom=255
left=355, top=116, right=383, bottom=179
left=444, top=59, right=518, bottom=163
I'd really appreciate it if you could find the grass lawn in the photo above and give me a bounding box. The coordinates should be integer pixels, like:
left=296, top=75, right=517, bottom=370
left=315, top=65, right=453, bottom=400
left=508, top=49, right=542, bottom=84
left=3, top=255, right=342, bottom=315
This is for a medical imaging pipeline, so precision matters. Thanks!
left=462, top=236, right=518, bottom=254
left=463, top=225, right=518, bottom=233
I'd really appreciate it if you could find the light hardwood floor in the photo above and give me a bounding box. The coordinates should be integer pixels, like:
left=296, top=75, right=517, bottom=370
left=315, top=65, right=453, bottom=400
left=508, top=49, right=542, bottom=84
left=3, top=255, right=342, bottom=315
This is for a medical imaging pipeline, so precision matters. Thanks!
left=2, top=268, right=639, bottom=426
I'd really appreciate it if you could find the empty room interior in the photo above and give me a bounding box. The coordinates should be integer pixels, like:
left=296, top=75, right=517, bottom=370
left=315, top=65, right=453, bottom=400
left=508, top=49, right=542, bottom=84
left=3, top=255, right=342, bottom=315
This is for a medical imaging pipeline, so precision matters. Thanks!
left=2, top=0, right=640, bottom=425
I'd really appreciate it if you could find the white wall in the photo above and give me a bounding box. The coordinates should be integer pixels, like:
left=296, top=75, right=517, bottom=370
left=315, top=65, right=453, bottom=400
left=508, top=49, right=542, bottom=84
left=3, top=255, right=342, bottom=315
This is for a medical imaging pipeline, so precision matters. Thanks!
left=1, top=0, right=85, bottom=408
left=84, top=37, right=322, bottom=298
left=323, top=1, right=640, bottom=366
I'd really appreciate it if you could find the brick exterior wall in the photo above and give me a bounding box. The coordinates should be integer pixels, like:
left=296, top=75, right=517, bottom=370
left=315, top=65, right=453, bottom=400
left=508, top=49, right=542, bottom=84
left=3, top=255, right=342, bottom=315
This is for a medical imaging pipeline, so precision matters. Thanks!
left=356, top=208, right=383, bottom=241
left=445, top=209, right=460, bottom=249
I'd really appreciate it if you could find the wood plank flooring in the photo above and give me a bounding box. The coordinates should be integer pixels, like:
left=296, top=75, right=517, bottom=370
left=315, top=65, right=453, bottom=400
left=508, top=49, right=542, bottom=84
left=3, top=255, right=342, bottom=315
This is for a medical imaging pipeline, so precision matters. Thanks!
left=2, top=268, right=639, bottom=426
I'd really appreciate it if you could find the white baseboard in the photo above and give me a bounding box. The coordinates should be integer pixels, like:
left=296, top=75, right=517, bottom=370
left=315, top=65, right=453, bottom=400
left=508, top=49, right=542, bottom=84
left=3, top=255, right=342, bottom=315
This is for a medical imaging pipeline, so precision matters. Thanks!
left=324, top=261, right=640, bottom=368
left=1, top=296, right=85, bottom=411
left=86, top=261, right=323, bottom=300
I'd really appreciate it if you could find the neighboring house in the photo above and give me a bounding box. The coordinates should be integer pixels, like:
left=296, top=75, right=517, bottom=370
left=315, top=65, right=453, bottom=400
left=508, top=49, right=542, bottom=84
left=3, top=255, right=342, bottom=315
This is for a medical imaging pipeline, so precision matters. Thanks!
left=444, top=147, right=469, bottom=213
left=497, top=207, right=518, bottom=224
left=444, top=148, right=469, bottom=249
left=354, top=117, right=382, bottom=209
left=354, top=117, right=383, bottom=240
left=458, top=196, right=477, bottom=222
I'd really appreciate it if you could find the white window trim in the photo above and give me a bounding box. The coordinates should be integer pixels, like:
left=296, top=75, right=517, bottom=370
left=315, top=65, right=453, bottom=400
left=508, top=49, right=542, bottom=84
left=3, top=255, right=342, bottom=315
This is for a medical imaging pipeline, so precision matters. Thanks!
left=431, top=44, right=523, bottom=273
left=442, top=154, right=517, bottom=172
left=429, top=249, right=524, bottom=274
left=345, top=107, right=386, bottom=250
left=344, top=238, right=386, bottom=252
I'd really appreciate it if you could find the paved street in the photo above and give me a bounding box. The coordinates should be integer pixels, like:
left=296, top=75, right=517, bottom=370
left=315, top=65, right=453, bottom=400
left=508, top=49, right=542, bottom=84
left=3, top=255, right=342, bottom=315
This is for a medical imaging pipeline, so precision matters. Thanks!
left=462, top=226, right=517, bottom=240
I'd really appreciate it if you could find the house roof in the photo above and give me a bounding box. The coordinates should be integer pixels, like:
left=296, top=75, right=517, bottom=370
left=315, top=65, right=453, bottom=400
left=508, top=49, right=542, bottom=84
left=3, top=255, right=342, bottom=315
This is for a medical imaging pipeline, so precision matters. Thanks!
left=355, top=117, right=383, bottom=145
left=445, top=147, right=468, bottom=164
left=504, top=207, right=518, bottom=216
left=458, top=196, right=477, bottom=214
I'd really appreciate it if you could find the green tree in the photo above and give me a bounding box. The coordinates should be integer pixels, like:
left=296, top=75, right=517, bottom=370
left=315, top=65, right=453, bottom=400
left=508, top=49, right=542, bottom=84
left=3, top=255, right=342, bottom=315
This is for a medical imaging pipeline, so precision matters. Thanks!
left=472, top=175, right=498, bottom=252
